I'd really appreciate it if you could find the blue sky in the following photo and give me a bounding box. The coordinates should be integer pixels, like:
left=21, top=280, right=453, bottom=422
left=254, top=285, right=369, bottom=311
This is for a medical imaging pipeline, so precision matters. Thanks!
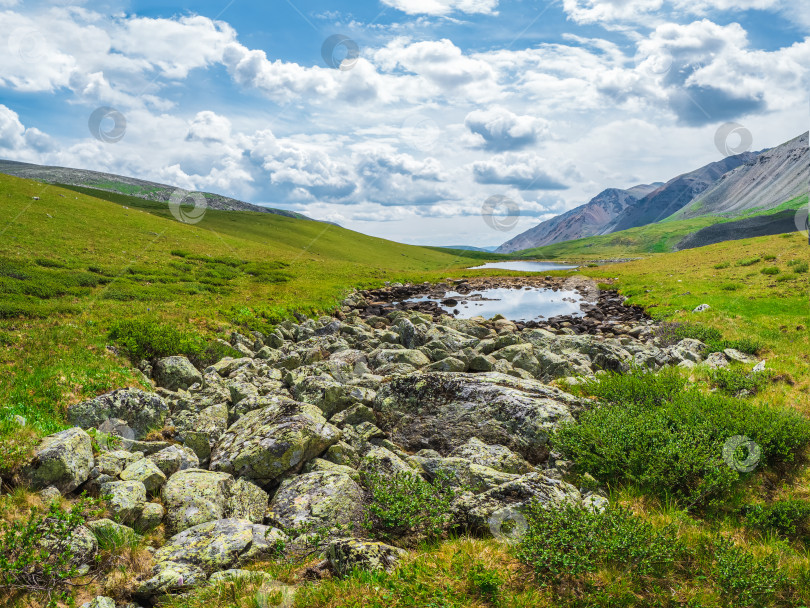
left=0, top=0, right=807, bottom=246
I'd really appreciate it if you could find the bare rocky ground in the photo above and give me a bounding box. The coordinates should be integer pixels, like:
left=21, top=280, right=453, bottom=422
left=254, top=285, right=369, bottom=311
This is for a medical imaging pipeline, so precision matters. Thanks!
left=13, top=279, right=749, bottom=606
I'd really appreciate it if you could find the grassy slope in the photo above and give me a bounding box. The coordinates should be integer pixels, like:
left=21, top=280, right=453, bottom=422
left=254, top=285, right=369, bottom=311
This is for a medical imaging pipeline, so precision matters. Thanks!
left=0, top=173, right=499, bottom=448
left=511, top=195, right=807, bottom=261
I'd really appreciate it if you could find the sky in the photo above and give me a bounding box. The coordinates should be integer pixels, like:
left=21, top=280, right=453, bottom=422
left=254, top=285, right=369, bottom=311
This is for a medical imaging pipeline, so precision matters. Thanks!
left=0, top=0, right=808, bottom=247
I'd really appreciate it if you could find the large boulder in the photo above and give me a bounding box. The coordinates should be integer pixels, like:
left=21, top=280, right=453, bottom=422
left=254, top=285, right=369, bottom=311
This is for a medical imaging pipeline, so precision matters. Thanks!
left=228, top=478, right=269, bottom=524
left=267, top=471, right=364, bottom=536
left=453, top=472, right=582, bottom=533
left=162, top=469, right=233, bottom=535
left=326, top=538, right=407, bottom=577
left=292, top=375, right=354, bottom=418
left=370, top=349, right=430, bottom=370
left=100, top=480, right=147, bottom=525
left=210, top=399, right=341, bottom=484
left=120, top=458, right=167, bottom=494
left=67, top=388, right=168, bottom=440
left=374, top=372, right=588, bottom=464
left=154, top=356, right=202, bottom=391
left=137, top=519, right=287, bottom=597
left=147, top=445, right=199, bottom=477
left=21, top=428, right=94, bottom=493
left=412, top=456, right=520, bottom=493
left=449, top=438, right=533, bottom=474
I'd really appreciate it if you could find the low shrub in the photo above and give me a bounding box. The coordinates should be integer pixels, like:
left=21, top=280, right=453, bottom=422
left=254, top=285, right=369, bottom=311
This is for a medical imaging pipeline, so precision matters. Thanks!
left=109, top=318, right=239, bottom=368
left=713, top=261, right=731, bottom=269
left=0, top=495, right=104, bottom=607
left=712, top=536, right=786, bottom=607
left=709, top=367, right=772, bottom=396
left=362, top=470, right=459, bottom=545
left=653, top=322, right=761, bottom=354
left=721, top=282, right=742, bottom=291
left=763, top=254, right=777, bottom=261
left=554, top=368, right=810, bottom=507
left=736, top=257, right=761, bottom=267
left=788, top=260, right=808, bottom=273
left=761, top=266, right=780, bottom=275
left=743, top=499, right=810, bottom=540
left=776, top=273, right=798, bottom=282
left=516, top=502, right=685, bottom=589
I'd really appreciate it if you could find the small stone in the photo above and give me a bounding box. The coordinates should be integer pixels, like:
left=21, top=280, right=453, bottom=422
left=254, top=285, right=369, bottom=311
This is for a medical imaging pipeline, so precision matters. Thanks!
left=136, top=502, right=165, bottom=533
left=154, top=356, right=203, bottom=391
left=692, top=304, right=710, bottom=313
left=753, top=360, right=766, bottom=373
left=100, top=480, right=146, bottom=525
left=326, top=538, right=407, bottom=577
left=79, top=596, right=116, bottom=608
left=39, top=486, right=61, bottom=502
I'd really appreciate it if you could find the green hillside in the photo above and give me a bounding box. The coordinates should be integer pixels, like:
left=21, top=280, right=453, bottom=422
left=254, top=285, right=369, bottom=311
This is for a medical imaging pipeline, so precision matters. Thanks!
left=0, top=173, right=497, bottom=450
left=512, top=195, right=806, bottom=261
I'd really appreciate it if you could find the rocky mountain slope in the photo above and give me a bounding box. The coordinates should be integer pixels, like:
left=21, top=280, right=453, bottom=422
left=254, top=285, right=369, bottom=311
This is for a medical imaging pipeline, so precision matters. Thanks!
left=496, top=185, right=660, bottom=253
left=0, top=159, right=310, bottom=219
left=671, top=131, right=809, bottom=220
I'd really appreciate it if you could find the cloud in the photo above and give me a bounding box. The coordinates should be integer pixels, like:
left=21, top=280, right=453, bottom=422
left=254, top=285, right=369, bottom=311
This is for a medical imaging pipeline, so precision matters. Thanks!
left=380, top=0, right=499, bottom=16
left=465, top=107, right=550, bottom=150
left=471, top=153, right=577, bottom=190
left=0, top=104, right=53, bottom=154
left=186, top=111, right=232, bottom=144
left=562, top=0, right=664, bottom=24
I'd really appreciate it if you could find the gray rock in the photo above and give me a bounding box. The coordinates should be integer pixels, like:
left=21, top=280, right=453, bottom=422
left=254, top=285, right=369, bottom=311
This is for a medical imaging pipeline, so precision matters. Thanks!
left=147, top=445, right=199, bottom=477
left=38, top=486, right=61, bottom=502
left=135, top=502, right=165, bottom=533
left=326, top=538, right=407, bottom=577
left=120, top=458, right=167, bottom=494
left=753, top=360, right=766, bottom=373
left=374, top=372, right=587, bottom=464
left=692, top=304, right=710, bottom=313
left=137, top=519, right=287, bottom=596
left=267, top=471, right=364, bottom=537
left=21, top=428, right=94, bottom=493
left=79, top=596, right=116, bottom=608
left=86, top=519, right=140, bottom=545
left=210, top=399, right=341, bottom=484
left=162, top=469, right=233, bottom=534
left=449, top=437, right=533, bottom=474
left=414, top=456, right=520, bottom=492
left=68, top=389, right=168, bottom=440
left=359, top=446, right=413, bottom=478
left=100, top=480, right=147, bottom=525
left=154, top=356, right=203, bottom=391
left=228, top=478, right=269, bottom=524
left=724, top=348, right=756, bottom=363
left=370, top=349, right=430, bottom=370
left=704, top=351, right=729, bottom=369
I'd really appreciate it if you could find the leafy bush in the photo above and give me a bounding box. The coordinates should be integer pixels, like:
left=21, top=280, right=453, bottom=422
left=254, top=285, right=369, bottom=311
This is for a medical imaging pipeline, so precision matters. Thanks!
left=362, top=470, right=459, bottom=545
left=0, top=496, right=104, bottom=607
left=743, top=499, right=810, bottom=540
left=554, top=368, right=810, bottom=507
left=653, top=322, right=761, bottom=354
left=736, top=257, right=761, bottom=267
left=109, top=318, right=239, bottom=368
left=761, top=266, right=780, bottom=275
left=517, top=502, right=685, bottom=588
left=709, top=367, right=772, bottom=396
left=712, top=537, right=786, bottom=607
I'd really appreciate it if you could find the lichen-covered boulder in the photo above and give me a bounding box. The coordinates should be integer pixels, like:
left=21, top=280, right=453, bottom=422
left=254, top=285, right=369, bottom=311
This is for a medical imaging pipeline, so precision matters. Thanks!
left=412, top=456, right=520, bottom=493
left=374, top=372, right=588, bottom=464
left=370, top=349, right=430, bottom=370
left=21, top=428, right=94, bottom=493
left=267, top=470, right=364, bottom=536
left=137, top=519, right=287, bottom=597
left=100, top=480, right=146, bottom=525
left=86, top=519, right=140, bottom=545
left=67, top=388, right=168, bottom=440
left=41, top=521, right=97, bottom=568
left=449, top=438, right=533, bottom=474
left=162, top=469, right=233, bottom=535
left=154, top=356, right=202, bottom=391
left=136, top=502, right=165, bottom=532
left=210, top=399, right=341, bottom=484
left=359, top=446, right=414, bottom=478
left=79, top=596, right=115, bottom=608
left=120, top=458, right=167, bottom=494
left=228, top=478, right=269, bottom=524
left=304, top=458, right=361, bottom=481
left=292, top=375, right=354, bottom=418
left=453, top=472, right=581, bottom=533
left=147, top=444, right=199, bottom=477
left=326, top=538, right=407, bottom=577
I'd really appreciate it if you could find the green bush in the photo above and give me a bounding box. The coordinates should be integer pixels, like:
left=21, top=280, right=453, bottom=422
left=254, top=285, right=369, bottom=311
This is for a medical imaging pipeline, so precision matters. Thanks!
left=761, top=266, right=780, bottom=275
left=653, top=322, right=761, bottom=354
left=109, top=318, right=239, bottom=368
left=0, top=496, right=104, bottom=607
left=763, top=254, right=777, bottom=261
left=743, top=499, right=810, bottom=539
left=788, top=260, right=808, bottom=273
left=554, top=368, right=810, bottom=507
left=714, top=261, right=731, bottom=269
left=516, top=502, right=685, bottom=587
left=712, top=537, right=786, bottom=607
left=736, top=257, right=761, bottom=267
left=776, top=273, right=798, bottom=282
left=362, top=470, right=459, bottom=545
left=709, top=367, right=772, bottom=396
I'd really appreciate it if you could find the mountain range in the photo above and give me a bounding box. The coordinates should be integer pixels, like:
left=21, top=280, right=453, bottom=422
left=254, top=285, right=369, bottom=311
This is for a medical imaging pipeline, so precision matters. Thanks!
left=498, top=131, right=808, bottom=253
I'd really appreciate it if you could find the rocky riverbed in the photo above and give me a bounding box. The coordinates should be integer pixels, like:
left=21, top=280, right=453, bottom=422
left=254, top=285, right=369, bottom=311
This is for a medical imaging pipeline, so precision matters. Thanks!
left=12, top=279, right=747, bottom=606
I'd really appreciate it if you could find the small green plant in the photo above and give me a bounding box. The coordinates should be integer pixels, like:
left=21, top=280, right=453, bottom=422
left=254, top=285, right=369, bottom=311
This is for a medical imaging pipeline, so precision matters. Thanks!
left=721, top=282, right=742, bottom=291
left=761, top=266, right=780, bottom=275
left=736, top=257, right=761, bottom=267
left=362, top=470, right=459, bottom=545
left=712, top=536, right=786, bottom=607
left=517, top=502, right=684, bottom=588
left=466, top=562, right=504, bottom=604
left=709, top=367, right=773, bottom=396
left=714, top=261, right=731, bottom=269
left=763, top=254, right=777, bottom=261
left=0, top=495, right=104, bottom=607
left=743, top=499, right=810, bottom=540
left=787, top=260, right=808, bottom=273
